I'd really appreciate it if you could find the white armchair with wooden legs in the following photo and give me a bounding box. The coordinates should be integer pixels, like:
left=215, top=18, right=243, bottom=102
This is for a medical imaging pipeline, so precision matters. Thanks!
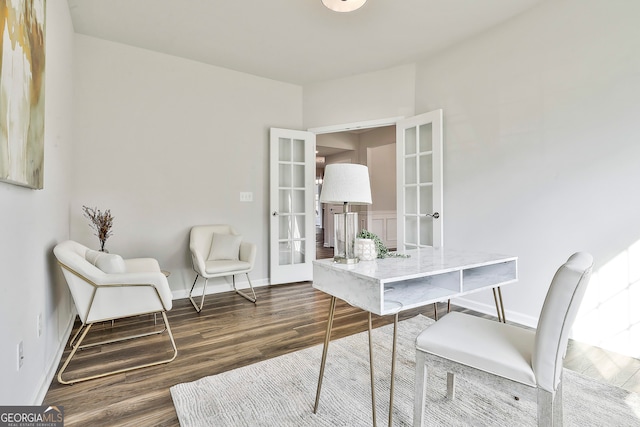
left=413, top=252, right=593, bottom=426
left=53, top=240, right=177, bottom=385
left=189, top=224, right=257, bottom=312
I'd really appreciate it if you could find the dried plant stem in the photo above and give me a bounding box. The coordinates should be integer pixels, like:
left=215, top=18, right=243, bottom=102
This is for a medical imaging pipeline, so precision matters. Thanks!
left=82, top=205, right=114, bottom=251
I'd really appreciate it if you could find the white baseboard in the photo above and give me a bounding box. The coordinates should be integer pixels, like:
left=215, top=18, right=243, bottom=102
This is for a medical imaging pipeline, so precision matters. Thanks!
left=34, top=309, right=76, bottom=405
left=171, top=277, right=271, bottom=300
left=451, top=296, right=537, bottom=329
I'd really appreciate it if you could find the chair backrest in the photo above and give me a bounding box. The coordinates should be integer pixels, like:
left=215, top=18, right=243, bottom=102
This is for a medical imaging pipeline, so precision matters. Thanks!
left=53, top=240, right=106, bottom=322
left=190, top=224, right=238, bottom=255
left=532, top=252, right=593, bottom=392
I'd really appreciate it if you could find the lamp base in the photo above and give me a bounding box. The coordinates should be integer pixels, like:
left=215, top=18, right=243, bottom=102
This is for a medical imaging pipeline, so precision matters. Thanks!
left=333, top=255, right=359, bottom=264
left=333, top=211, right=359, bottom=264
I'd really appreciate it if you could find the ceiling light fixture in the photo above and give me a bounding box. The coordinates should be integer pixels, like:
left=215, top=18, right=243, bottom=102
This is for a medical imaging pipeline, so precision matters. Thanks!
left=322, top=0, right=367, bottom=13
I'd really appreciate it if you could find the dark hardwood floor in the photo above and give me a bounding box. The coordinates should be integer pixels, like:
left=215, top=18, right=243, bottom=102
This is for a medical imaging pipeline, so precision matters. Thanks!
left=43, top=230, right=640, bottom=426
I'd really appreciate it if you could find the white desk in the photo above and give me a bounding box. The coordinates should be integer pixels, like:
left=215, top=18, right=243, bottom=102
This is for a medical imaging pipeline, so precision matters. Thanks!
left=312, top=247, right=518, bottom=426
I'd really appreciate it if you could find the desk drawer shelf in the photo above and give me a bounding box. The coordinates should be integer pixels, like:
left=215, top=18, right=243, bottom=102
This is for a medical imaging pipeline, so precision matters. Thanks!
left=462, top=260, right=518, bottom=292
left=313, top=248, right=518, bottom=316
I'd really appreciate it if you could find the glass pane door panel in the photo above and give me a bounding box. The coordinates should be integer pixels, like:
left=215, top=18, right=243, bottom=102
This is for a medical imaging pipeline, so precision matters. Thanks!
left=292, top=241, right=305, bottom=264
left=405, top=186, right=417, bottom=214
left=279, top=138, right=291, bottom=162
left=292, top=139, right=305, bottom=162
left=279, top=216, right=290, bottom=239
left=419, top=123, right=433, bottom=152
left=292, top=215, right=306, bottom=239
left=279, top=164, right=291, bottom=187
left=405, top=156, right=417, bottom=185
left=419, top=186, right=433, bottom=215
left=292, top=190, right=305, bottom=214
left=419, top=217, right=434, bottom=246
left=279, top=242, right=291, bottom=265
left=279, top=190, right=292, bottom=213
left=419, top=153, right=433, bottom=184
left=405, top=217, right=417, bottom=245
left=405, top=128, right=416, bottom=155
left=293, top=165, right=305, bottom=188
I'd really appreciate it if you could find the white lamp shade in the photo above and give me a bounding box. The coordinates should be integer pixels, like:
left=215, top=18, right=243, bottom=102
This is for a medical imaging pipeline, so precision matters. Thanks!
left=322, top=0, right=367, bottom=13
left=320, top=163, right=372, bottom=205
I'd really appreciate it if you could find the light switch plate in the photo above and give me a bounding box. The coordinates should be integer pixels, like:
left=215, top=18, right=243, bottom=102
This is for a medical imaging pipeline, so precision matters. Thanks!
left=240, top=192, right=253, bottom=202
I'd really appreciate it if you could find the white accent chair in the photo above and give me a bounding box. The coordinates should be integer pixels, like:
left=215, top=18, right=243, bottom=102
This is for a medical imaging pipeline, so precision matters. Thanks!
left=413, top=252, right=593, bottom=426
left=189, top=224, right=257, bottom=312
left=53, top=240, right=177, bottom=385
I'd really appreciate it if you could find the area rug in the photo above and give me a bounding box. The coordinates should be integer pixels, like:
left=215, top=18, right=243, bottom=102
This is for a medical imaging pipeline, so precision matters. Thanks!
left=170, top=315, right=640, bottom=426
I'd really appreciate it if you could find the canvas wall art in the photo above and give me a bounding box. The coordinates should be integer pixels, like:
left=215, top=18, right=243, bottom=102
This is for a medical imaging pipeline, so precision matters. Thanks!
left=0, top=0, right=46, bottom=189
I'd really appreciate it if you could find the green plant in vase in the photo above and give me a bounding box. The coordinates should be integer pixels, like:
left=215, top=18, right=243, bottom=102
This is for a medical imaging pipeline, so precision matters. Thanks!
left=356, top=229, right=410, bottom=259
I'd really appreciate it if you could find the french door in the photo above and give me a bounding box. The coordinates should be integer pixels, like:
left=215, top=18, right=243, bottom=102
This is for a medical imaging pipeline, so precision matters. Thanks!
left=269, top=128, right=316, bottom=284
left=396, top=110, right=444, bottom=249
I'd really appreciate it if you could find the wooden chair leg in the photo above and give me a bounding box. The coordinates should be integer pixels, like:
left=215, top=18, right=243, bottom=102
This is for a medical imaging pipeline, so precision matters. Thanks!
left=414, top=350, right=428, bottom=427
left=446, top=372, right=456, bottom=399
left=537, top=387, right=556, bottom=427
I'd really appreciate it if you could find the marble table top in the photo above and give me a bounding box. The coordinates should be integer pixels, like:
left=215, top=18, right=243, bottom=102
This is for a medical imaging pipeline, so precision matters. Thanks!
left=313, top=247, right=517, bottom=284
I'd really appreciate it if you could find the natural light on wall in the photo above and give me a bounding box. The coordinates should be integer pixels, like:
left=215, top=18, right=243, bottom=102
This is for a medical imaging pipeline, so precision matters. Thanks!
left=572, top=240, right=640, bottom=359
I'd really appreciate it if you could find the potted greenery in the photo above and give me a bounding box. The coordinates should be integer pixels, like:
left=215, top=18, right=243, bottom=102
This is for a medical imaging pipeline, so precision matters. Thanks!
left=356, top=229, right=409, bottom=259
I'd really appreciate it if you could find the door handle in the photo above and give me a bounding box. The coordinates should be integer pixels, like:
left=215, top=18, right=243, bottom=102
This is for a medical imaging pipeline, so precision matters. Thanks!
left=272, top=211, right=279, bottom=216
left=425, top=212, right=440, bottom=219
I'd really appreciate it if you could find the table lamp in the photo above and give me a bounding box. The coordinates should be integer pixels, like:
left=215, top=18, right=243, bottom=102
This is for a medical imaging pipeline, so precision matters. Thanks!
left=320, top=163, right=372, bottom=264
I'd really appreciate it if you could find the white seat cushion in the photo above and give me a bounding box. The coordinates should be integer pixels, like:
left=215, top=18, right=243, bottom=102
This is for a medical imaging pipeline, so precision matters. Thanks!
left=416, top=311, right=537, bottom=387
left=204, top=259, right=252, bottom=275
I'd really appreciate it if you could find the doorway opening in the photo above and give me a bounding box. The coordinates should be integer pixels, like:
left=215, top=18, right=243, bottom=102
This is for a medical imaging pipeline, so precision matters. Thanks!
left=314, top=124, right=397, bottom=259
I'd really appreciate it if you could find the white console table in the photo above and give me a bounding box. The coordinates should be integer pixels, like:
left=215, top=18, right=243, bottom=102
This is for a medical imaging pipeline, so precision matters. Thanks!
left=312, top=247, right=518, bottom=426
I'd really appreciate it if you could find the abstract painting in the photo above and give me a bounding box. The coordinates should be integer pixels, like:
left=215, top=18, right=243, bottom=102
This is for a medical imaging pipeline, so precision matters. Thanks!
left=0, top=0, right=46, bottom=189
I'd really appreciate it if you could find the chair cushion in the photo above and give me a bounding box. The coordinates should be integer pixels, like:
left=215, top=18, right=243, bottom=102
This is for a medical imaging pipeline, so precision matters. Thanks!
left=207, top=233, right=242, bottom=261
left=416, top=311, right=537, bottom=387
left=204, top=259, right=252, bottom=275
left=85, top=249, right=126, bottom=274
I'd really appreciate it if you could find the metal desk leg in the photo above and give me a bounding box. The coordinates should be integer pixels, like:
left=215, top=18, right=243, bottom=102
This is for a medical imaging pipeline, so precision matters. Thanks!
left=492, top=287, right=507, bottom=323
left=314, top=296, right=337, bottom=414
left=368, top=312, right=378, bottom=427
left=497, top=287, right=506, bottom=323
left=388, top=313, right=399, bottom=427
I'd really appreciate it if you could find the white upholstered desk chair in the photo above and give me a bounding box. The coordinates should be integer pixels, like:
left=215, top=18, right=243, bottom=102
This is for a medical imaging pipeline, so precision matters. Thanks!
left=413, top=252, right=593, bottom=427
left=53, top=240, right=177, bottom=384
left=189, top=224, right=257, bottom=312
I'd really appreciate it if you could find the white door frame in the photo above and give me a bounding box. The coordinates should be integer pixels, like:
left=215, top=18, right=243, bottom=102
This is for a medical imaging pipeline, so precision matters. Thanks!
left=311, top=112, right=442, bottom=253
left=311, top=116, right=404, bottom=252
left=308, top=116, right=404, bottom=135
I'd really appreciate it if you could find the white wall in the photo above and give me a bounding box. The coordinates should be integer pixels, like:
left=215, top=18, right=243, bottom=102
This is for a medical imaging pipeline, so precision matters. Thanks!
left=0, top=0, right=75, bottom=404
left=413, top=0, right=640, bottom=355
left=303, top=64, right=416, bottom=129
left=72, top=35, right=303, bottom=297
left=304, top=0, right=640, bottom=357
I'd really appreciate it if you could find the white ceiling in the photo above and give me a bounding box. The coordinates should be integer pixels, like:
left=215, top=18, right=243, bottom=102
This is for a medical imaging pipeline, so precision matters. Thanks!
left=67, top=0, right=542, bottom=86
